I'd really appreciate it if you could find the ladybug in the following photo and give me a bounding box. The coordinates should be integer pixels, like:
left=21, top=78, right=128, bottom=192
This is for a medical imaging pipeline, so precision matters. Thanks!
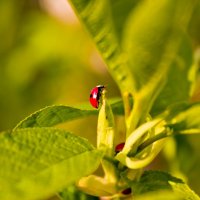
left=122, top=188, right=132, bottom=195
left=115, top=142, right=125, bottom=154
left=89, top=85, right=105, bottom=109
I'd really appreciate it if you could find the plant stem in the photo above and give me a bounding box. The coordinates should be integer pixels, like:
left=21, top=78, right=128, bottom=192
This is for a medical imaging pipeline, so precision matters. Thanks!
left=129, top=129, right=172, bottom=157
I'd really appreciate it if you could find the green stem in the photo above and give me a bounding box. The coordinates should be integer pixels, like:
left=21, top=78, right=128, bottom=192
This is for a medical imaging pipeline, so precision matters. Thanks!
left=130, top=126, right=200, bottom=157
left=129, top=129, right=172, bottom=157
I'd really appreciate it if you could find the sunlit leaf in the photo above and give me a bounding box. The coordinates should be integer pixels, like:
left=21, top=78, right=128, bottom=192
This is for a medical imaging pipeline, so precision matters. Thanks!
left=155, top=102, right=200, bottom=134
left=132, top=171, right=200, bottom=200
left=151, top=38, right=193, bottom=115
left=124, top=0, right=196, bottom=132
left=170, top=103, right=200, bottom=132
left=15, top=98, right=125, bottom=129
left=0, top=128, right=103, bottom=200
left=124, top=0, right=194, bottom=90
left=109, top=0, right=139, bottom=41
left=115, top=119, right=165, bottom=169
left=69, top=0, right=136, bottom=94
left=15, top=105, right=97, bottom=129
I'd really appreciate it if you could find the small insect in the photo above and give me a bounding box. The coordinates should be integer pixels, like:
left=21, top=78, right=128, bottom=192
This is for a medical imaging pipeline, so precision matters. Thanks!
left=122, top=188, right=132, bottom=195
left=89, top=85, right=105, bottom=109
left=115, top=142, right=125, bottom=154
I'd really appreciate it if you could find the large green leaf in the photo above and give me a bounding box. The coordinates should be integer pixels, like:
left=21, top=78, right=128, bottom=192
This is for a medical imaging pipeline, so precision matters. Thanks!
left=124, top=0, right=171, bottom=90
left=132, top=171, right=200, bottom=200
left=69, top=0, right=136, bottom=95
left=124, top=0, right=194, bottom=90
left=109, top=0, right=139, bottom=41
left=15, top=98, right=124, bottom=129
left=124, top=0, right=196, bottom=132
left=0, top=128, right=103, bottom=200
left=188, top=0, right=200, bottom=46
left=189, top=48, right=200, bottom=102
left=151, top=38, right=193, bottom=115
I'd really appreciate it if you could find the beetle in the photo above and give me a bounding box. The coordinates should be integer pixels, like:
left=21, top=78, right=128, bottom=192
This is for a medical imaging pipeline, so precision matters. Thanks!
left=115, top=142, right=125, bottom=154
left=122, top=188, right=132, bottom=195
left=89, top=85, right=105, bottom=109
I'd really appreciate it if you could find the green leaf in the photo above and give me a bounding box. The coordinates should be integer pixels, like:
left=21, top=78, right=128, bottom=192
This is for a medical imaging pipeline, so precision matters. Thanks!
left=151, top=38, right=193, bottom=115
left=161, top=102, right=192, bottom=121
left=189, top=1, right=200, bottom=46
left=15, top=99, right=125, bottom=129
left=162, top=135, right=196, bottom=192
left=15, top=105, right=97, bottom=129
left=124, top=0, right=194, bottom=91
left=134, top=191, right=194, bottom=200
left=132, top=171, right=200, bottom=200
left=124, top=0, right=172, bottom=90
left=59, top=185, right=98, bottom=200
left=115, top=119, right=166, bottom=169
left=69, top=0, right=136, bottom=95
left=189, top=48, right=200, bottom=102
left=0, top=128, right=103, bottom=200
left=109, top=0, right=139, bottom=41
left=169, top=103, right=200, bottom=132
left=133, top=170, right=183, bottom=194
left=160, top=102, right=200, bottom=133
left=124, top=0, right=196, bottom=132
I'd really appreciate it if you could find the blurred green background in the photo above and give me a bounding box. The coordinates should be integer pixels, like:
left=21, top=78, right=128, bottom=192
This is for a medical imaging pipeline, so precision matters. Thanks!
left=0, top=0, right=120, bottom=132
left=0, top=0, right=200, bottom=196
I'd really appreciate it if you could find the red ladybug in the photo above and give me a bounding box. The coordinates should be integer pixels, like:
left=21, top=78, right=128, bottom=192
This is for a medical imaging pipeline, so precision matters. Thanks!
left=122, top=188, right=132, bottom=195
left=115, top=142, right=125, bottom=154
left=89, top=85, right=105, bottom=109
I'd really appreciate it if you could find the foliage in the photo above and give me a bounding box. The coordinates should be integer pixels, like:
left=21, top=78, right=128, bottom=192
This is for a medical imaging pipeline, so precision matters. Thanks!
left=0, top=0, right=200, bottom=199
left=0, top=128, right=103, bottom=200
